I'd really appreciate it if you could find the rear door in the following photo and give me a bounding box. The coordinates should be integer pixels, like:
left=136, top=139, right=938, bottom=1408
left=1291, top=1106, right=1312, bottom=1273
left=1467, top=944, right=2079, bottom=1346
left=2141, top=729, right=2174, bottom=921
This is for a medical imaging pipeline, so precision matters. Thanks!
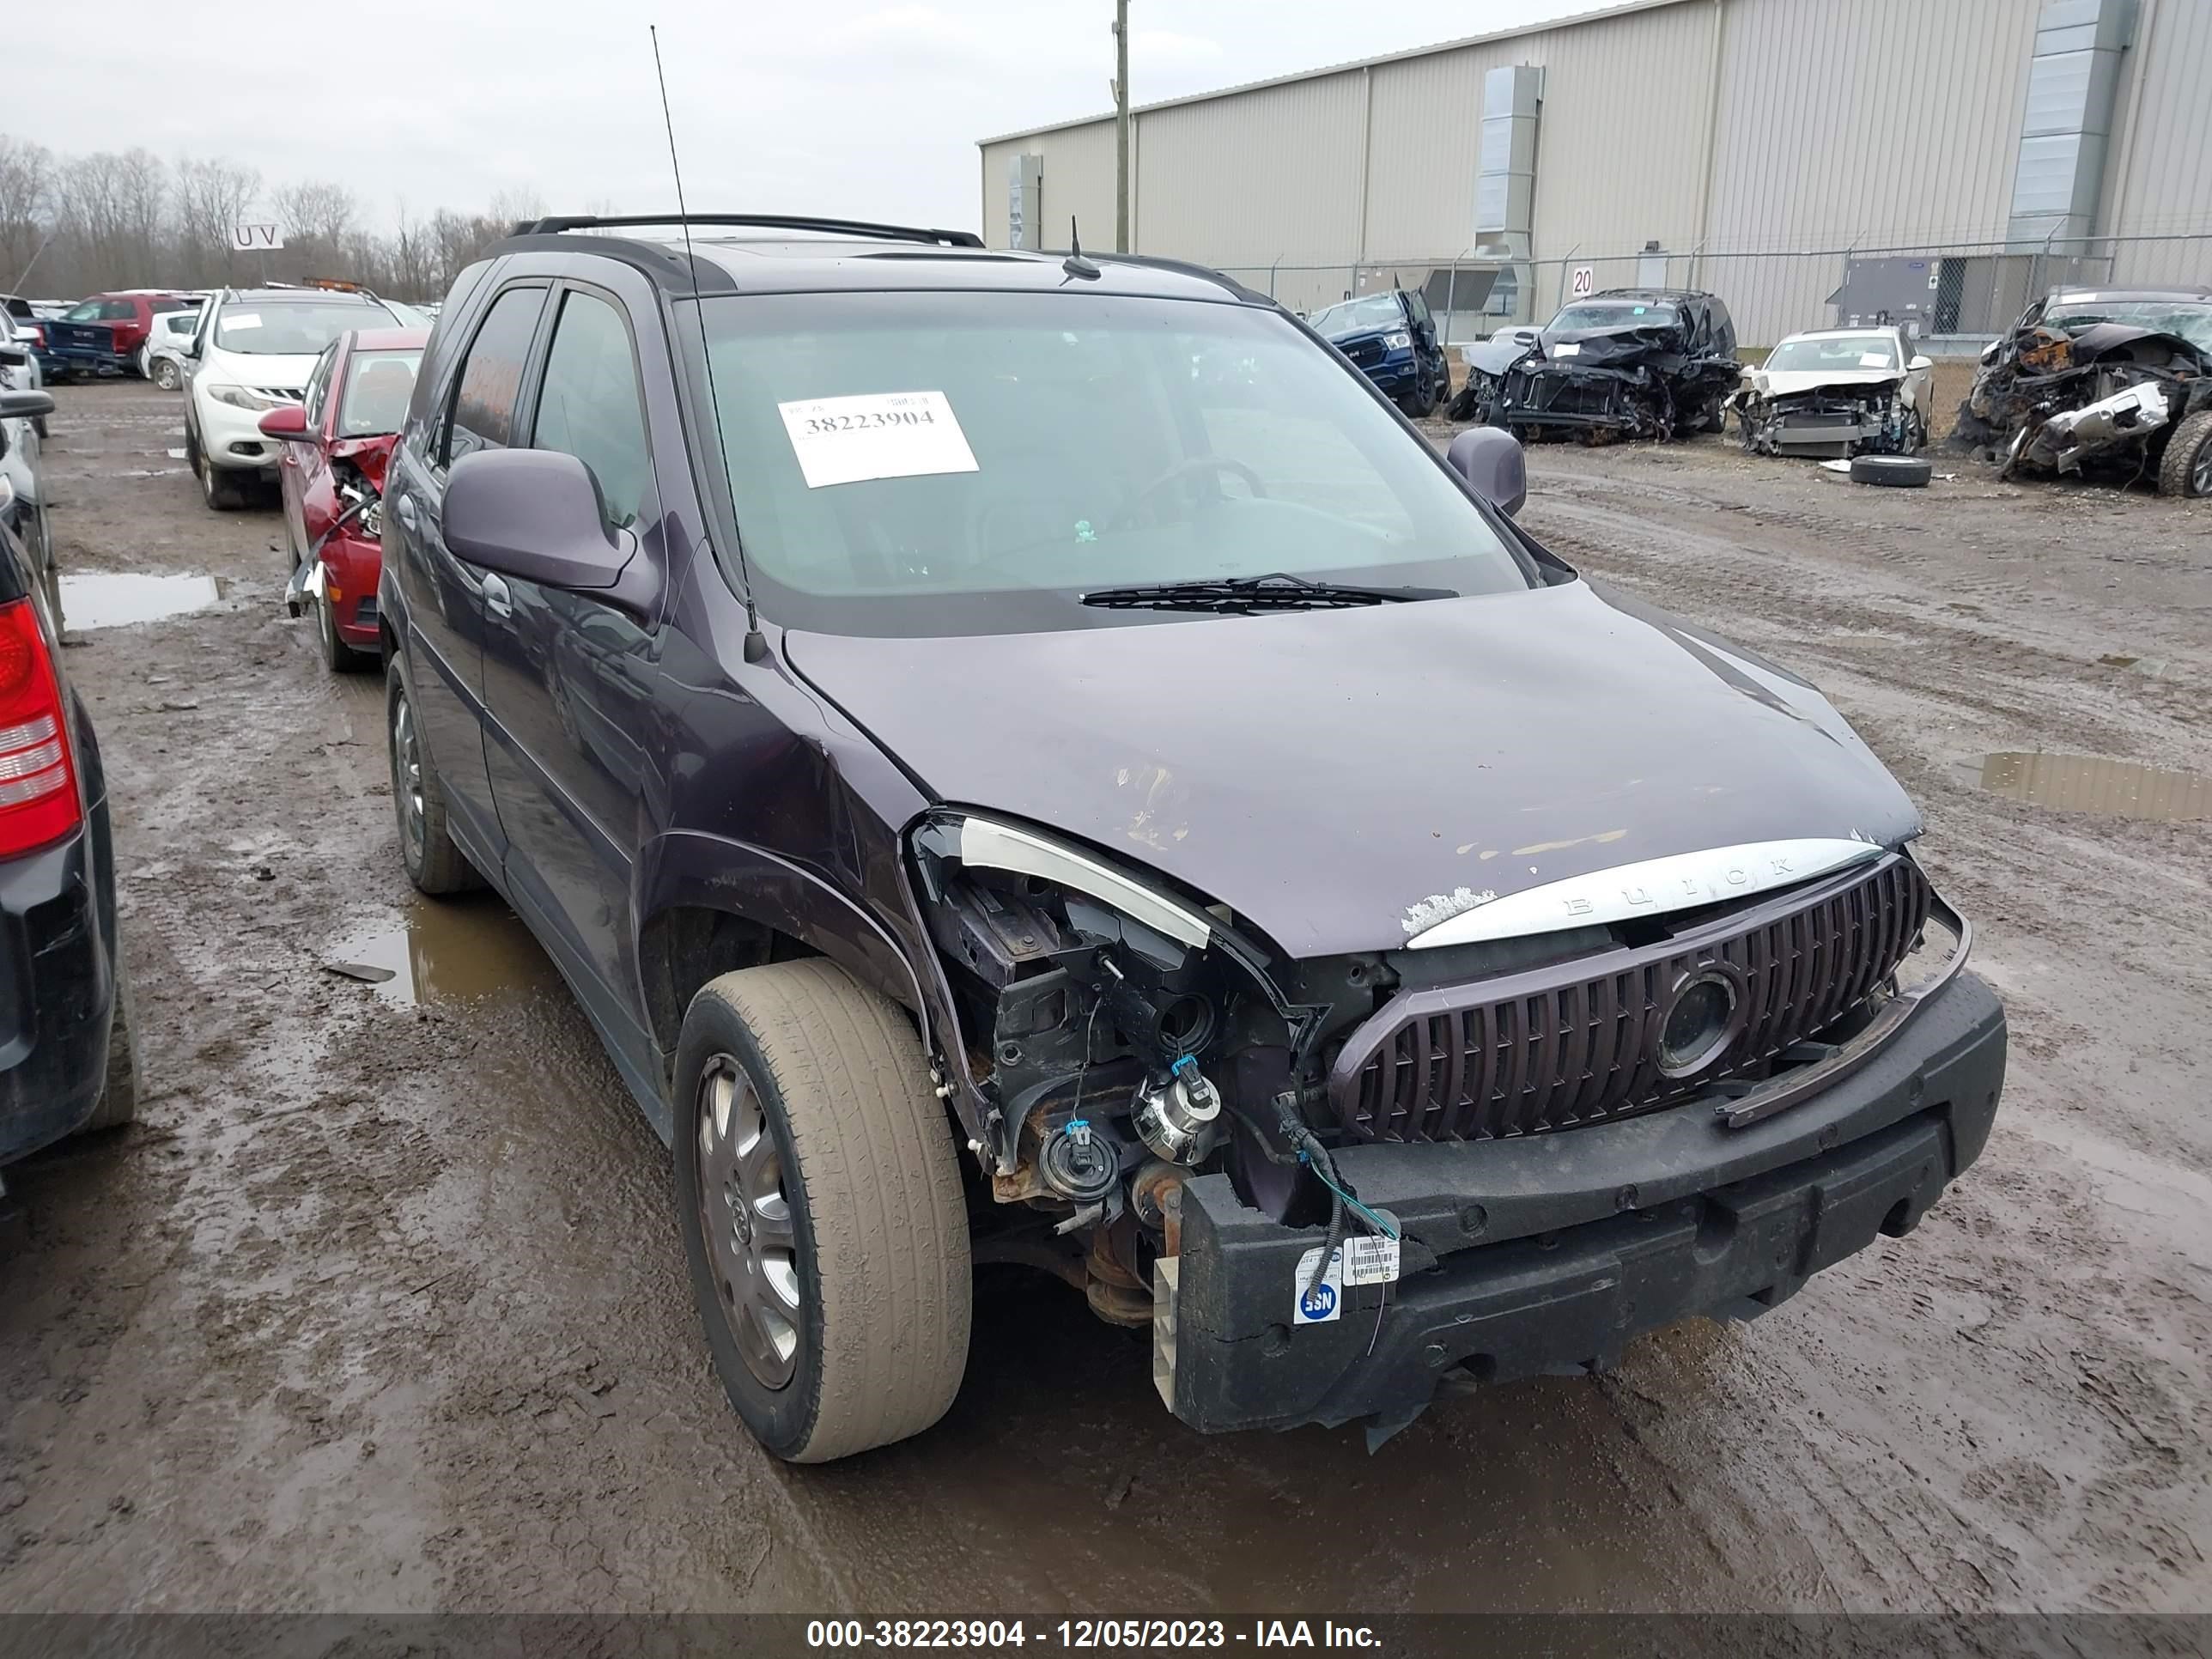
left=383, top=278, right=550, bottom=874
left=479, top=278, right=667, bottom=1054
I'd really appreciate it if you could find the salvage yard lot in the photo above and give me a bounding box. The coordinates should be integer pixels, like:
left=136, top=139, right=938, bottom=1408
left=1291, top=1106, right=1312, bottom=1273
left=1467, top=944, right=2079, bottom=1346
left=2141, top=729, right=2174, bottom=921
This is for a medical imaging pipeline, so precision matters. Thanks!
left=2, top=381, right=2207, bottom=1613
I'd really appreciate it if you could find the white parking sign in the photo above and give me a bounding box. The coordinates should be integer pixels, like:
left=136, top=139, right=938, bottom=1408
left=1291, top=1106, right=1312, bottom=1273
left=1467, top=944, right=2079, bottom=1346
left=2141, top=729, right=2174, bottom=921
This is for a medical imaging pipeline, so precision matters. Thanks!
left=1570, top=265, right=1595, bottom=298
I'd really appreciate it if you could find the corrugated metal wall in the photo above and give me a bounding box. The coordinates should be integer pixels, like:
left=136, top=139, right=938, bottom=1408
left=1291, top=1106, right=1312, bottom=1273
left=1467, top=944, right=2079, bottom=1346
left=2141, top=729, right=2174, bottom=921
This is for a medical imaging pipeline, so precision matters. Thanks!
left=2104, top=0, right=2212, bottom=285
left=980, top=0, right=2208, bottom=339
left=1702, top=0, right=2043, bottom=343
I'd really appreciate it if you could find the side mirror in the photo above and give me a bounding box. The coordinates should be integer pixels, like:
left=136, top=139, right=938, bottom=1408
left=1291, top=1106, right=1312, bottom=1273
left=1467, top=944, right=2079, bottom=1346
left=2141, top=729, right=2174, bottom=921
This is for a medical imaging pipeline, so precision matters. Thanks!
left=1444, top=426, right=1527, bottom=518
left=1908, top=355, right=1933, bottom=372
left=258, top=404, right=312, bottom=441
left=0, top=389, right=56, bottom=422
left=445, top=448, right=657, bottom=616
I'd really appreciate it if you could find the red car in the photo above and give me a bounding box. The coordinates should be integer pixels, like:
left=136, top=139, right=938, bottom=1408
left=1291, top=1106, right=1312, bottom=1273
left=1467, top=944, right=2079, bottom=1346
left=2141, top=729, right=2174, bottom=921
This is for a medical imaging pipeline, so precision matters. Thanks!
left=260, top=327, right=426, bottom=670
left=39, top=291, right=201, bottom=377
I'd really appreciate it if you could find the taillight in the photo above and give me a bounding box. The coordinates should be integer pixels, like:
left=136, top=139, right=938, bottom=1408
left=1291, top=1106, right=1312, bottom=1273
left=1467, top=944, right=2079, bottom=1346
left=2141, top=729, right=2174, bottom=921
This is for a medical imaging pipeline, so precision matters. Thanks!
left=0, top=598, right=82, bottom=855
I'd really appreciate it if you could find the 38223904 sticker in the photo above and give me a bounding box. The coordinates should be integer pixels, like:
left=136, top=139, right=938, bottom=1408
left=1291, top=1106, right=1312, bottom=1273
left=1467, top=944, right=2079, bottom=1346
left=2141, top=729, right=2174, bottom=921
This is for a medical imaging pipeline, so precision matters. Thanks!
left=775, top=390, right=979, bottom=489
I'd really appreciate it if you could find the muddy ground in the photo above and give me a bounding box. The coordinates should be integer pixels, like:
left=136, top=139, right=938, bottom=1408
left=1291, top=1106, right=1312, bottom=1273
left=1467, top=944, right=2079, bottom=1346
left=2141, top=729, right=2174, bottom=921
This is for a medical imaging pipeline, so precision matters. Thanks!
left=1, top=381, right=2206, bottom=1616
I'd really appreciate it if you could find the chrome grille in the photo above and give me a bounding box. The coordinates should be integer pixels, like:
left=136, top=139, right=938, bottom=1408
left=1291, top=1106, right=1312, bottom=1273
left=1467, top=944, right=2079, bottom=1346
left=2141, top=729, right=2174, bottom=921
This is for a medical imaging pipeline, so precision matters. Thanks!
left=1328, top=854, right=1932, bottom=1143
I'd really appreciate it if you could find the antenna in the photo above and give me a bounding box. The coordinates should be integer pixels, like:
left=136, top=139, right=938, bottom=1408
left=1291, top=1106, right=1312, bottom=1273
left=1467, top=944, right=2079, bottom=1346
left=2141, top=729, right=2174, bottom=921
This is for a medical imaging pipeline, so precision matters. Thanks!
left=651, top=24, right=765, bottom=656
left=1062, top=216, right=1100, bottom=282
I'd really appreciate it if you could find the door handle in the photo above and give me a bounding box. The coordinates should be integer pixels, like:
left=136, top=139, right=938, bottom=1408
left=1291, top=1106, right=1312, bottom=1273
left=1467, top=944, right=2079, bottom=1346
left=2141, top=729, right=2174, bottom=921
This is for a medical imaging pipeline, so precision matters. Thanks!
left=483, top=573, right=513, bottom=620
left=393, top=495, right=419, bottom=533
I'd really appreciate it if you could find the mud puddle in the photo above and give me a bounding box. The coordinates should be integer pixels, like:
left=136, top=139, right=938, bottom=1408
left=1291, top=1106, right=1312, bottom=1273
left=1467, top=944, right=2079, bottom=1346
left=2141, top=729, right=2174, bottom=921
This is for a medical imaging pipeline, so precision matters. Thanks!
left=327, top=896, right=561, bottom=1007
left=57, top=571, right=222, bottom=629
left=1957, top=750, right=2209, bottom=822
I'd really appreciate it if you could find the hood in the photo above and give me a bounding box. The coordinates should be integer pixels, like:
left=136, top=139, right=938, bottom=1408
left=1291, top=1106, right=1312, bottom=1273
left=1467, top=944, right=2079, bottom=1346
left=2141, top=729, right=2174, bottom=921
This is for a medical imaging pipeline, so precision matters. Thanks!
left=1462, top=337, right=1536, bottom=377
left=203, top=349, right=322, bottom=392
left=787, top=581, right=1918, bottom=958
left=1751, top=367, right=1906, bottom=398
left=1323, top=324, right=1406, bottom=349
left=330, top=431, right=398, bottom=489
left=1535, top=326, right=1686, bottom=370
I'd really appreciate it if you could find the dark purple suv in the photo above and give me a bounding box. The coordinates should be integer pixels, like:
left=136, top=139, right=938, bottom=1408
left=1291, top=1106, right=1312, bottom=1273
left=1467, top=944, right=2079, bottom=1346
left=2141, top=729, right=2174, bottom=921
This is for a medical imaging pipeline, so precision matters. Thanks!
left=378, top=216, right=2006, bottom=1462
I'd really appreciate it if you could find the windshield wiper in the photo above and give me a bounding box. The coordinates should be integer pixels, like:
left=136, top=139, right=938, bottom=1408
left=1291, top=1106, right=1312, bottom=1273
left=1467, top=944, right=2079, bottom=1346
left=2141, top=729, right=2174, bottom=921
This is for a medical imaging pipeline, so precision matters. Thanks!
left=1079, top=572, right=1455, bottom=614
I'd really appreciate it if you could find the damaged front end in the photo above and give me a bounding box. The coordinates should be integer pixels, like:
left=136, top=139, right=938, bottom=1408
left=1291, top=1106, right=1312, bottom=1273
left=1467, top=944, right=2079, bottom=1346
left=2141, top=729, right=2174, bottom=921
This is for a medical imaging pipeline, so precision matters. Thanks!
left=1489, top=330, right=1734, bottom=445
left=909, top=807, right=2003, bottom=1443
left=1960, top=321, right=2209, bottom=483
left=1734, top=376, right=1920, bottom=459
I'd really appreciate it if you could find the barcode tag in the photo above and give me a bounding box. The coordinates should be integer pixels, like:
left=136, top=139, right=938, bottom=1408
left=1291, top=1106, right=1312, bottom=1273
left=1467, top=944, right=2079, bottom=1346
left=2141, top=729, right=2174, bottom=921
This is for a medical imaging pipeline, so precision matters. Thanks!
left=1342, top=1235, right=1401, bottom=1285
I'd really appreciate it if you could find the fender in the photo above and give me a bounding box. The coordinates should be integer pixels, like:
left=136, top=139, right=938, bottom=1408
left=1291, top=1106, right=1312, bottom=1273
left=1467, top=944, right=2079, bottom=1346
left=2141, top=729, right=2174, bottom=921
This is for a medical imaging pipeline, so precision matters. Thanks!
left=633, top=829, right=932, bottom=1059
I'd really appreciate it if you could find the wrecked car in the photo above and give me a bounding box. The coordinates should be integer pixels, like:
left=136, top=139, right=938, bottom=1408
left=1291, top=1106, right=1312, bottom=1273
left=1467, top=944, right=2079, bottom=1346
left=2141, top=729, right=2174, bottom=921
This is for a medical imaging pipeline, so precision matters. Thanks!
left=1451, top=289, right=1740, bottom=443
left=1309, top=289, right=1452, bottom=416
left=1732, top=326, right=1931, bottom=459
left=1954, top=289, right=2212, bottom=497
left=259, top=325, right=425, bottom=670
left=384, top=214, right=2006, bottom=1462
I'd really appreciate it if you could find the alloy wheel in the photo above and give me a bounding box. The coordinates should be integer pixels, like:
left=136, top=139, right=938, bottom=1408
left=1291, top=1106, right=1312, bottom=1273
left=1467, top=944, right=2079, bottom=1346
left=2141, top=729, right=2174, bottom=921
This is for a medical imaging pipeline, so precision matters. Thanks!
left=391, top=690, right=426, bottom=866
left=694, top=1054, right=803, bottom=1389
left=2193, top=439, right=2212, bottom=497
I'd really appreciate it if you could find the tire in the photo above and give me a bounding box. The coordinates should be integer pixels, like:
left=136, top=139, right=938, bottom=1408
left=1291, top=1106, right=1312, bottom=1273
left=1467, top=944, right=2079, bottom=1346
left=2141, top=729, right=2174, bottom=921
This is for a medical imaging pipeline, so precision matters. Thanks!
left=2155, top=410, right=2212, bottom=499
left=1850, top=453, right=1932, bottom=489
left=386, top=658, right=483, bottom=895
left=1701, top=398, right=1729, bottom=434
left=318, top=581, right=371, bottom=673
left=673, top=958, right=970, bottom=1463
left=1399, top=382, right=1436, bottom=419
left=81, top=942, right=142, bottom=1132
left=199, top=450, right=247, bottom=512
left=153, top=357, right=181, bottom=392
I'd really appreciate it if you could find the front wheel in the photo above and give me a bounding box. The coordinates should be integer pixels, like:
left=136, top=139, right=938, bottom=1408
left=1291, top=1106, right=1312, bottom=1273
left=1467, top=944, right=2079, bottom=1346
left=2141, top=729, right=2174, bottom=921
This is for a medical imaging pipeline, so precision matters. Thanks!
left=674, top=959, right=971, bottom=1463
left=199, top=453, right=248, bottom=512
left=2156, top=410, right=2212, bottom=498
left=318, top=582, right=372, bottom=673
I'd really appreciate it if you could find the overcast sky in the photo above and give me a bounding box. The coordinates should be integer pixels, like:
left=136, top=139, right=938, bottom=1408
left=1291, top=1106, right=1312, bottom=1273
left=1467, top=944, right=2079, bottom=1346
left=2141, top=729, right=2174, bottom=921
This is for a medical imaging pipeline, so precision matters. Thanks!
left=14, top=0, right=1595, bottom=232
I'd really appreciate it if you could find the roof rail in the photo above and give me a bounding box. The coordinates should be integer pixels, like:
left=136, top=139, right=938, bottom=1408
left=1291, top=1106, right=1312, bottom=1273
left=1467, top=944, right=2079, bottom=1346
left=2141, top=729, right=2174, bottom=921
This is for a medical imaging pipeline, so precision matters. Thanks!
left=514, top=213, right=985, bottom=250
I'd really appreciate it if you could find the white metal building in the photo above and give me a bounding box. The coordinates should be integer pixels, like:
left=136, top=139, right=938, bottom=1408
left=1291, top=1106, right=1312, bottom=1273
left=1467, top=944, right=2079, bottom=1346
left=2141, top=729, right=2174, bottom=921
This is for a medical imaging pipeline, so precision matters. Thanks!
left=976, top=0, right=2212, bottom=345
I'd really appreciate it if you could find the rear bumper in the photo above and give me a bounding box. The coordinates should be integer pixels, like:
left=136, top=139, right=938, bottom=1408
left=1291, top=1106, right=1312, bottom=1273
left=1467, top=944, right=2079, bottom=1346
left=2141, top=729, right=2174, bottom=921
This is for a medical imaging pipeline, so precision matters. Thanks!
left=0, top=825, right=117, bottom=1164
left=1157, top=971, right=2005, bottom=1434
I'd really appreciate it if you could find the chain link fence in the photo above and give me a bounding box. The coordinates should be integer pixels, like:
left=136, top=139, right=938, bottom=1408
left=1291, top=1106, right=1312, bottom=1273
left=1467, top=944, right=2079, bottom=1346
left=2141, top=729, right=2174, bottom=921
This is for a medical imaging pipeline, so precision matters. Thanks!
left=1215, top=230, right=2212, bottom=355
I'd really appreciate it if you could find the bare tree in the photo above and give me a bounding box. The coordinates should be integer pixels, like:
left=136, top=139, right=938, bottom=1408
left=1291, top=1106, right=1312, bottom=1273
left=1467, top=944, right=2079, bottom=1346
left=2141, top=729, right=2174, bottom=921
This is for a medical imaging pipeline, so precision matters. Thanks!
left=0, top=137, right=55, bottom=291
left=173, top=156, right=261, bottom=286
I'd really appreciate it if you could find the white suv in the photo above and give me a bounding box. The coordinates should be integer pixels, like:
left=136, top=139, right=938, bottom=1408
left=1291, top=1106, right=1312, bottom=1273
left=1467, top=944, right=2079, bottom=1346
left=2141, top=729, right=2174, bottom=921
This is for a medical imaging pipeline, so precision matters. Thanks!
left=183, top=287, right=405, bottom=510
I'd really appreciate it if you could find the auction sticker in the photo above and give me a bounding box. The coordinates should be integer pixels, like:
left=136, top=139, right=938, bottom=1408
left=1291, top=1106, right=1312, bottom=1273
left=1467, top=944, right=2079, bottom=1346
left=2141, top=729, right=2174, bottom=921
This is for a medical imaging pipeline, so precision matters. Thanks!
left=1552, top=341, right=1580, bottom=356
left=776, top=391, right=978, bottom=489
left=1342, top=1233, right=1401, bottom=1285
left=1291, top=1248, right=1343, bottom=1324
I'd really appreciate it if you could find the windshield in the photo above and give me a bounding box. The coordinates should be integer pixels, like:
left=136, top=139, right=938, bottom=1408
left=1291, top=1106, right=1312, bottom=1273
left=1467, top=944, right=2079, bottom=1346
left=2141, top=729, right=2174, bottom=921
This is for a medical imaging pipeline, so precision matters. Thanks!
left=336, top=349, right=422, bottom=437
left=216, top=301, right=391, bottom=356
left=1764, top=333, right=1899, bottom=372
left=700, top=291, right=1535, bottom=636
left=2044, top=300, right=2212, bottom=352
left=1309, top=294, right=1405, bottom=335
left=1547, top=301, right=1677, bottom=333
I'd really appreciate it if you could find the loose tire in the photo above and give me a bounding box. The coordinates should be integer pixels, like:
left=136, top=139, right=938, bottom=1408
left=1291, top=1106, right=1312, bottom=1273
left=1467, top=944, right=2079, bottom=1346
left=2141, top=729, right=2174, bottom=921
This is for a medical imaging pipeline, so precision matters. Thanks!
left=82, top=942, right=141, bottom=1132
left=1850, top=453, right=1932, bottom=489
left=673, top=958, right=970, bottom=1463
left=2156, top=410, right=2212, bottom=499
left=386, top=658, right=483, bottom=894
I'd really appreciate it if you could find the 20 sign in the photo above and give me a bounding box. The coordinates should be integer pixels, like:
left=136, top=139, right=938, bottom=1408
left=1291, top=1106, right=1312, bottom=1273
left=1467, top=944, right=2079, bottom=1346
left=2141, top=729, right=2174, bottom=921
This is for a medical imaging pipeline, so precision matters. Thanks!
left=1569, top=264, right=1595, bottom=299
left=228, top=223, right=286, bottom=252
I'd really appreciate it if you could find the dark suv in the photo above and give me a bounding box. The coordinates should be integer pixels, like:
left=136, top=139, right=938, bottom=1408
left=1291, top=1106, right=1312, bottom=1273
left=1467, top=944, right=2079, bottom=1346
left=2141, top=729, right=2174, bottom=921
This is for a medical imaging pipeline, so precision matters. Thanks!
left=380, top=216, right=2005, bottom=1462
left=1466, top=288, right=1741, bottom=442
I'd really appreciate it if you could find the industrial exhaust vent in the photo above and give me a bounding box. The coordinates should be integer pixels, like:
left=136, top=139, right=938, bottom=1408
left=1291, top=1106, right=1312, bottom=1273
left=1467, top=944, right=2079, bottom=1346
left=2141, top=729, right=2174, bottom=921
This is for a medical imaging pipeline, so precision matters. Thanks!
left=2006, top=0, right=2138, bottom=251
left=1474, top=65, right=1542, bottom=261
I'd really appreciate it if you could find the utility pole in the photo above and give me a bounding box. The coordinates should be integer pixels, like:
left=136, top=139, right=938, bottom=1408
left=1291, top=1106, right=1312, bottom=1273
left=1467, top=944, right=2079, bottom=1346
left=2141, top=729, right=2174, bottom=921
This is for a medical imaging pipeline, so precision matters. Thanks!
left=1112, top=0, right=1130, bottom=252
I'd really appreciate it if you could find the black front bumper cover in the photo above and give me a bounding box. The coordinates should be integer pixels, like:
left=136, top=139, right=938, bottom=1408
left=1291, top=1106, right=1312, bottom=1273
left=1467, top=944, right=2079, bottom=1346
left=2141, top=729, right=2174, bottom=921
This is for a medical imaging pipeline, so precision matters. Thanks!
left=1159, top=970, right=2006, bottom=1434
